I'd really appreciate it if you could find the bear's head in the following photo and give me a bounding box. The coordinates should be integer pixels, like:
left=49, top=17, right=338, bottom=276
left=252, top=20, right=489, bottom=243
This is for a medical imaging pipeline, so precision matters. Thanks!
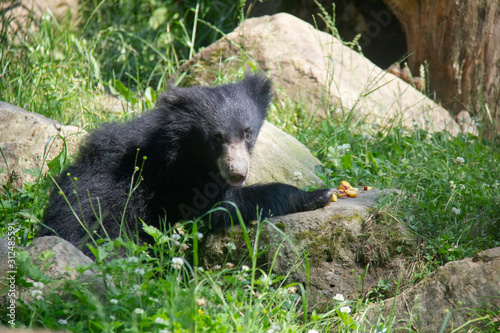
left=158, top=74, right=273, bottom=187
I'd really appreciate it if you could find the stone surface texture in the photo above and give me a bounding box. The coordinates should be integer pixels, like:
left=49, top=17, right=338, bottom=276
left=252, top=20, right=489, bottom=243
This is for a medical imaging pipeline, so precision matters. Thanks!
left=0, top=102, right=84, bottom=189
left=364, top=246, right=500, bottom=332
left=200, top=189, right=415, bottom=303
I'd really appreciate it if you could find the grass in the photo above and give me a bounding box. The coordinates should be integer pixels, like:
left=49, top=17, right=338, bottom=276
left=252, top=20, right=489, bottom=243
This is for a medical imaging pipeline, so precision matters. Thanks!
left=1, top=0, right=499, bottom=331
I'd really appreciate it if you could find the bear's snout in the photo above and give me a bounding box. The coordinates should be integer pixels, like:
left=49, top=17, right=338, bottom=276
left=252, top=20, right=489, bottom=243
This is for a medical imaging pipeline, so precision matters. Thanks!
left=217, top=141, right=250, bottom=187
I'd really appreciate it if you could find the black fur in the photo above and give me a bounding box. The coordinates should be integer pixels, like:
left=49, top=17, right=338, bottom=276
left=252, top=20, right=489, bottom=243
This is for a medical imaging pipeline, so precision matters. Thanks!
left=39, top=75, right=333, bottom=254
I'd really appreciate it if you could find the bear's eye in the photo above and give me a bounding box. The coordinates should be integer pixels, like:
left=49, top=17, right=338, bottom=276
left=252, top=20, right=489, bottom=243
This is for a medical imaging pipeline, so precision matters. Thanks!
left=215, top=132, right=225, bottom=143
left=244, top=130, right=252, bottom=141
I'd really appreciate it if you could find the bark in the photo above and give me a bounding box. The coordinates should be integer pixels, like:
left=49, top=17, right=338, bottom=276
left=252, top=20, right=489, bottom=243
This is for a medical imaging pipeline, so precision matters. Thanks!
left=384, top=0, right=500, bottom=134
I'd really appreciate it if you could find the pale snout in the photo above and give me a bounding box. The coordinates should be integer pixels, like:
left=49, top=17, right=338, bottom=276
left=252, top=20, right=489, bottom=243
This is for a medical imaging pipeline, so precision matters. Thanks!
left=216, top=141, right=250, bottom=187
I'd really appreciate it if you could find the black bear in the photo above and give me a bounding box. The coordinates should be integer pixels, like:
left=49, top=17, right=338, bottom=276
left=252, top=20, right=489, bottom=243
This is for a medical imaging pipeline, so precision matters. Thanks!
left=40, top=75, right=333, bottom=254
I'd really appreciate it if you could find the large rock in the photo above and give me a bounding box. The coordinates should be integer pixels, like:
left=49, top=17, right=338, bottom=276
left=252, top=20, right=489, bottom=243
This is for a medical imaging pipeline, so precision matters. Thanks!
left=0, top=102, right=84, bottom=189
left=364, top=246, right=500, bottom=332
left=0, top=103, right=320, bottom=189
left=27, top=236, right=94, bottom=280
left=182, top=13, right=461, bottom=135
left=247, top=121, right=321, bottom=187
left=0, top=0, right=79, bottom=33
left=200, top=189, right=416, bottom=303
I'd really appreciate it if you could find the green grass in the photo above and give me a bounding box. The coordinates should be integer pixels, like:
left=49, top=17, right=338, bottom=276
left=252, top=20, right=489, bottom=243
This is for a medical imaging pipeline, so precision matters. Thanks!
left=1, top=1, right=499, bottom=331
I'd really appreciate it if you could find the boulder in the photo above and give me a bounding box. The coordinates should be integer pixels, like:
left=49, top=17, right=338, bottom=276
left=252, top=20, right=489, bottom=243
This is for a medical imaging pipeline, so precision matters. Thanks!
left=247, top=121, right=321, bottom=187
left=0, top=0, right=79, bottom=33
left=364, top=246, right=500, bottom=332
left=0, top=102, right=84, bottom=190
left=182, top=13, right=462, bottom=135
left=27, top=236, right=94, bottom=280
left=200, top=188, right=416, bottom=303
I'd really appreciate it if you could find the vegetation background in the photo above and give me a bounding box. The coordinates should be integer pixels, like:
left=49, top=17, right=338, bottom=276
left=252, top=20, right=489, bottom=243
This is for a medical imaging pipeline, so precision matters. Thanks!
left=0, top=0, right=499, bottom=331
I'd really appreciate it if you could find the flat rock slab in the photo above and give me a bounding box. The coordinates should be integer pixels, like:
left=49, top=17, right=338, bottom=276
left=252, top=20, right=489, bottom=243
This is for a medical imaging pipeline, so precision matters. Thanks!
left=200, top=188, right=414, bottom=303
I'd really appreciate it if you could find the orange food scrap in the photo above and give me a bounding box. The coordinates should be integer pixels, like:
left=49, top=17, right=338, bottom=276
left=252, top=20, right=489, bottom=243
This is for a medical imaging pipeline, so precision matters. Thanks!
left=340, top=180, right=352, bottom=189
left=346, top=188, right=359, bottom=198
left=364, top=186, right=373, bottom=191
left=331, top=193, right=338, bottom=202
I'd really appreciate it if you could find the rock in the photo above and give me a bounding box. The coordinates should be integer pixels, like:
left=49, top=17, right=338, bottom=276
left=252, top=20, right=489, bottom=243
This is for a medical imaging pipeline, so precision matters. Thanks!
left=364, top=247, right=500, bottom=332
left=0, top=236, right=98, bottom=304
left=0, top=102, right=85, bottom=190
left=0, top=238, right=12, bottom=282
left=456, top=110, right=479, bottom=136
left=0, top=0, right=79, bottom=33
left=247, top=121, right=322, bottom=187
left=200, top=188, right=416, bottom=303
left=27, top=236, right=94, bottom=280
left=182, top=13, right=461, bottom=135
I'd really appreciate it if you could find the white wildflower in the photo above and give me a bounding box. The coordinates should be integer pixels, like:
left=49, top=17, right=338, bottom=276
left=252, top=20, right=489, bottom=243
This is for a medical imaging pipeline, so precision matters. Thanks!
left=171, top=233, right=181, bottom=241
left=197, top=232, right=203, bottom=240
left=196, top=298, right=207, bottom=306
left=458, top=184, right=465, bottom=190
left=293, top=171, right=303, bottom=181
left=226, top=242, right=236, bottom=251
left=154, top=317, right=168, bottom=325
left=128, top=256, right=138, bottom=263
left=172, top=257, right=184, bottom=270
left=134, top=268, right=145, bottom=275
left=333, top=293, right=344, bottom=302
left=57, top=319, right=68, bottom=325
left=110, top=298, right=118, bottom=305
left=241, top=265, right=250, bottom=272
left=455, top=157, right=465, bottom=165
left=134, top=308, right=144, bottom=315
left=308, top=330, right=320, bottom=333
left=260, top=273, right=272, bottom=285
left=336, top=143, right=351, bottom=156
left=449, top=180, right=456, bottom=189
left=32, top=282, right=44, bottom=290
left=340, top=306, right=351, bottom=314
left=452, top=207, right=461, bottom=215
left=268, top=324, right=282, bottom=333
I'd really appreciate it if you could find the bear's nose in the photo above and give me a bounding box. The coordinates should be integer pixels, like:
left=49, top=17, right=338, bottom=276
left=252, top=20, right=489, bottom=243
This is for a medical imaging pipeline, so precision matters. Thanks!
left=228, top=172, right=246, bottom=187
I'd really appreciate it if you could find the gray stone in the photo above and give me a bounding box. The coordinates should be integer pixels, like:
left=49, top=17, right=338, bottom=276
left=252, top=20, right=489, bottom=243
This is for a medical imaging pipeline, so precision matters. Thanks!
left=27, top=236, right=94, bottom=280
left=247, top=121, right=322, bottom=187
left=200, top=188, right=416, bottom=303
left=182, top=13, right=461, bottom=135
left=364, top=247, right=500, bottom=332
left=0, top=102, right=84, bottom=189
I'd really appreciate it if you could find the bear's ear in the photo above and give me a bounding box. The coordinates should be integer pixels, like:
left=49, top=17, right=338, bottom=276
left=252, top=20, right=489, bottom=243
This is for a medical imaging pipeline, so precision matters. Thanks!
left=243, top=74, right=273, bottom=114
left=156, top=85, right=193, bottom=112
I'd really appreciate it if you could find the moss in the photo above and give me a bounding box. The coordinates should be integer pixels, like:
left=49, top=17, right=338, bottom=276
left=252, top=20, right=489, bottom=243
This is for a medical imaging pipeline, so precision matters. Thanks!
left=275, top=222, right=286, bottom=231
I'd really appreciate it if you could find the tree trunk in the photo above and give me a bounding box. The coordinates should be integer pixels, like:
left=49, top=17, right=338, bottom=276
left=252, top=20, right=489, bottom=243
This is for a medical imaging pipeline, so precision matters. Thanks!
left=384, top=0, right=500, bottom=134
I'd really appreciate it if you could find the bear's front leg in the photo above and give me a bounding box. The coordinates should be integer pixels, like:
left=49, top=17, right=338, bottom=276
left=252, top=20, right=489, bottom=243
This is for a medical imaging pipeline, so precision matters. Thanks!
left=217, top=183, right=335, bottom=226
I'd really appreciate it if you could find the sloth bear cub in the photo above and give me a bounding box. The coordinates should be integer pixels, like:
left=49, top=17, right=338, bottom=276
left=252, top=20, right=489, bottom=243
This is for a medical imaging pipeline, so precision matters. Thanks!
left=40, top=75, right=333, bottom=254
